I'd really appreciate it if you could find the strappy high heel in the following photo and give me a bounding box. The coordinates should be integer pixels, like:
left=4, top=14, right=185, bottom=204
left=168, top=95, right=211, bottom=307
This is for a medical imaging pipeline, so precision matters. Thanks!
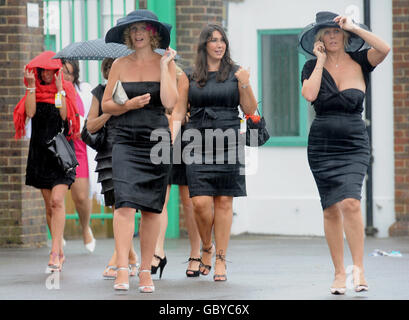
left=186, top=257, right=201, bottom=278
left=138, top=269, right=155, bottom=293
left=200, top=243, right=215, bottom=276
left=103, top=265, right=117, bottom=280
left=213, top=253, right=228, bottom=282
left=151, top=254, right=167, bottom=279
left=129, top=262, right=140, bottom=277
left=45, top=252, right=61, bottom=274
left=113, top=267, right=129, bottom=291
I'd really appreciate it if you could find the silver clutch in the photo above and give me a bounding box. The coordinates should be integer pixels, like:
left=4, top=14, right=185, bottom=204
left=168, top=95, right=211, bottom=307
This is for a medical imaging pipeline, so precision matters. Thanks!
left=112, top=80, right=129, bottom=105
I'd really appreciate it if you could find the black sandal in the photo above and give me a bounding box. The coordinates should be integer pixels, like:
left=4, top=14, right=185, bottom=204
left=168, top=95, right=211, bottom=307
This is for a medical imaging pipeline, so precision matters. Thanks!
left=186, top=257, right=201, bottom=277
left=200, top=243, right=215, bottom=276
left=213, top=253, right=228, bottom=282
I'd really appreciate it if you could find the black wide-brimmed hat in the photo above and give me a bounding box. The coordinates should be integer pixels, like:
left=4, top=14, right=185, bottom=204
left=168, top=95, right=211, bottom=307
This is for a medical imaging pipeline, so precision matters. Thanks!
left=105, top=9, right=171, bottom=49
left=298, top=11, right=369, bottom=57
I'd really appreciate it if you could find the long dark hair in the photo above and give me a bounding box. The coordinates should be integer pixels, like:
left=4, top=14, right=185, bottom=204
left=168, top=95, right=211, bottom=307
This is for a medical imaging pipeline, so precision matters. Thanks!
left=192, top=24, right=234, bottom=87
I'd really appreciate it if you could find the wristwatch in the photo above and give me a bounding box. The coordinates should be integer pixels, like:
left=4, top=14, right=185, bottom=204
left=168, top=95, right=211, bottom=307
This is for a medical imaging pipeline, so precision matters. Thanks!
left=59, top=90, right=66, bottom=97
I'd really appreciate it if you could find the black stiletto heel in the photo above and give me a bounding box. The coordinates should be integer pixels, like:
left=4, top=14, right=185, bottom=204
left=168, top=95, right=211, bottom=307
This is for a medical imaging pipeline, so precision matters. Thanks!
left=151, top=254, right=167, bottom=279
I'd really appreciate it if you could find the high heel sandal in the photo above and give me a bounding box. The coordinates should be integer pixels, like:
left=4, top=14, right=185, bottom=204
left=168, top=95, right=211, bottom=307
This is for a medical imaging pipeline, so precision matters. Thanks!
left=151, top=254, right=167, bottom=279
left=129, top=262, right=140, bottom=277
left=330, top=275, right=346, bottom=295
left=138, top=269, right=155, bottom=293
left=186, top=257, right=201, bottom=278
left=59, top=253, right=65, bottom=272
left=353, top=269, right=369, bottom=292
left=113, top=267, right=129, bottom=291
left=103, top=265, right=117, bottom=280
left=45, top=252, right=61, bottom=274
left=213, top=253, right=228, bottom=282
left=200, top=243, right=215, bottom=276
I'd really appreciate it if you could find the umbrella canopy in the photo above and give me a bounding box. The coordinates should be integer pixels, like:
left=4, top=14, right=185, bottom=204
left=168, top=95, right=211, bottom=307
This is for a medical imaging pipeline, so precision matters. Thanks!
left=53, top=38, right=180, bottom=61
left=53, top=38, right=134, bottom=60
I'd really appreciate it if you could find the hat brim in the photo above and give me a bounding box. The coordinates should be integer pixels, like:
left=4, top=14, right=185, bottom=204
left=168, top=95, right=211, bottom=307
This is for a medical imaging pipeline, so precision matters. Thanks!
left=298, top=21, right=369, bottom=57
left=105, top=19, right=171, bottom=49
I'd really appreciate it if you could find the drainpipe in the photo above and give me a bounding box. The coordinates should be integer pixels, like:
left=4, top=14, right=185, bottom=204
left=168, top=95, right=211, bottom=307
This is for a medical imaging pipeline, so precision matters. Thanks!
left=364, top=0, right=378, bottom=236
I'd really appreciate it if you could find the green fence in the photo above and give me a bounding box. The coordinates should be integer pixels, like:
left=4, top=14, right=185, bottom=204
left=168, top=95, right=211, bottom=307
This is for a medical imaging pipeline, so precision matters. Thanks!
left=43, top=0, right=179, bottom=239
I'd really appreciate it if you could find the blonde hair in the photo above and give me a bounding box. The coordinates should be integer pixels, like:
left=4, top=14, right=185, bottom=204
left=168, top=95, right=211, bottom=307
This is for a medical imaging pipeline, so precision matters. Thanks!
left=123, top=22, right=161, bottom=50
left=315, top=27, right=350, bottom=49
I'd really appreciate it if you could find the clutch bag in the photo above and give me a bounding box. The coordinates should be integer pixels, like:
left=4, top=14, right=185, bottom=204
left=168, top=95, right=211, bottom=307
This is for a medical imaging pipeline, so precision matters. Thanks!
left=112, top=80, right=129, bottom=105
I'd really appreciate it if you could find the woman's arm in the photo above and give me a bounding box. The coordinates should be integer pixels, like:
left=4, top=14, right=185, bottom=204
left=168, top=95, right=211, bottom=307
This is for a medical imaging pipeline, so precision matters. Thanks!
left=235, top=67, right=258, bottom=115
left=301, top=42, right=326, bottom=102
left=86, top=96, right=111, bottom=133
left=160, top=48, right=179, bottom=110
left=170, top=71, right=189, bottom=143
left=102, top=58, right=151, bottom=115
left=24, top=68, right=36, bottom=118
left=334, top=15, right=391, bottom=66
left=55, top=69, right=67, bottom=120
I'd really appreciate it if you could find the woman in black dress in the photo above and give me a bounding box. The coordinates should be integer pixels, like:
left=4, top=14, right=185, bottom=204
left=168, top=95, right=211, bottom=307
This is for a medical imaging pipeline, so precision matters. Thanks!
left=102, top=10, right=177, bottom=293
left=86, top=58, right=140, bottom=279
left=171, top=24, right=257, bottom=281
left=14, top=51, right=79, bottom=273
left=300, top=12, right=390, bottom=294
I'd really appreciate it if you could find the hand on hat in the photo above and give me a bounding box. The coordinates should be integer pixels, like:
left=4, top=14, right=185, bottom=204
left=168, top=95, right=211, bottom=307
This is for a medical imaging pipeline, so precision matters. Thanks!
left=313, top=41, right=327, bottom=62
left=333, top=15, right=357, bottom=32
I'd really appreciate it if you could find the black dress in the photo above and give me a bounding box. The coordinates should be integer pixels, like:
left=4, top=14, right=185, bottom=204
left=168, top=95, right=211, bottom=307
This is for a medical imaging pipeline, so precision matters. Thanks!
left=168, top=125, right=188, bottom=186
left=26, top=102, right=76, bottom=189
left=111, top=82, right=172, bottom=213
left=301, top=49, right=375, bottom=210
left=184, top=66, right=246, bottom=197
left=92, top=84, right=116, bottom=206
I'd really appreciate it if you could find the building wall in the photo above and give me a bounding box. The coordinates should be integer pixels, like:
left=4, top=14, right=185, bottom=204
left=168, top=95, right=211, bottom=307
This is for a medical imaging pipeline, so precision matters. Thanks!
left=389, top=0, right=409, bottom=236
left=228, top=0, right=395, bottom=237
left=0, top=0, right=47, bottom=247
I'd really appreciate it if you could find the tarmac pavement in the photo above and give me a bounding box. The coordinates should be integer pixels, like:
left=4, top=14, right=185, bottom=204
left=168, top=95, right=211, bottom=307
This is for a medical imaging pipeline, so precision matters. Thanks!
left=0, top=234, right=408, bottom=301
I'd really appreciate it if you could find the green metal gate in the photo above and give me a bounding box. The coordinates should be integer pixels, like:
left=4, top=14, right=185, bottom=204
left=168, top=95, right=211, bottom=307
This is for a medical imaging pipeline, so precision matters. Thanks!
left=43, top=0, right=179, bottom=238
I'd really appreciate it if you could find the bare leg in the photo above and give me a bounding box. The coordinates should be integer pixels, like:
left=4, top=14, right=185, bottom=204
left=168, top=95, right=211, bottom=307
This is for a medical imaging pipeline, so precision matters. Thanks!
left=152, top=186, right=170, bottom=267
left=180, top=185, right=201, bottom=274
left=213, top=196, right=233, bottom=280
left=139, top=210, right=161, bottom=290
left=113, top=207, right=135, bottom=288
left=45, top=184, right=68, bottom=267
left=323, top=203, right=346, bottom=289
left=192, top=195, right=214, bottom=275
left=70, top=177, right=93, bottom=244
left=341, top=198, right=367, bottom=288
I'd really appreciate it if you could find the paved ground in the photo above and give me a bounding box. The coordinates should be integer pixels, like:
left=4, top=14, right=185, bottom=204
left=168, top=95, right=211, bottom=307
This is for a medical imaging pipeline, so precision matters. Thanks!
left=0, top=234, right=408, bottom=301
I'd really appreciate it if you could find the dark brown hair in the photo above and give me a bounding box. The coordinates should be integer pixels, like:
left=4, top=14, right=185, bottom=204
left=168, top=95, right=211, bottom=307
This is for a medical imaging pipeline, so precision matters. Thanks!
left=192, top=24, right=234, bottom=87
left=61, top=59, right=80, bottom=88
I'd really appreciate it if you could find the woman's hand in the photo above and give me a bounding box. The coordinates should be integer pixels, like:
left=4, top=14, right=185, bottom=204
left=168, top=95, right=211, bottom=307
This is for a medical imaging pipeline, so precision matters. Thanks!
left=234, top=67, right=251, bottom=87
left=160, top=47, right=177, bottom=69
left=125, top=93, right=151, bottom=110
left=334, top=15, right=358, bottom=32
left=55, top=68, right=63, bottom=92
left=24, top=66, right=36, bottom=88
left=313, top=41, right=327, bottom=62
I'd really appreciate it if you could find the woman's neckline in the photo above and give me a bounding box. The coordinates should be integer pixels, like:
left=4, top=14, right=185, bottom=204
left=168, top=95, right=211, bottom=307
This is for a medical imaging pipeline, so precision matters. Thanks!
left=121, top=81, right=160, bottom=83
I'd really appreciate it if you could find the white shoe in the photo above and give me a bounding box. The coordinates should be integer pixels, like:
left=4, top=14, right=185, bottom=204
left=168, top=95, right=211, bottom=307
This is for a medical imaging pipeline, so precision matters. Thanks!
left=84, top=227, right=96, bottom=253
left=113, top=267, right=129, bottom=291
left=330, top=287, right=346, bottom=295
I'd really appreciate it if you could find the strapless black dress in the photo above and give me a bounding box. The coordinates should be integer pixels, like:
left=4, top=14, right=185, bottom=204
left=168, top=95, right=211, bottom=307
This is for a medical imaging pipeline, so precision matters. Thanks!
left=26, top=102, right=75, bottom=189
left=301, top=49, right=375, bottom=209
left=184, top=66, right=246, bottom=197
left=110, top=82, right=171, bottom=213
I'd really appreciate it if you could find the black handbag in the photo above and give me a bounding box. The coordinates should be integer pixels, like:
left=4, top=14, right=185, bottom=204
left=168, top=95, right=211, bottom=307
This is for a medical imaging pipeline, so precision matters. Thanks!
left=47, top=129, right=79, bottom=174
left=80, top=119, right=107, bottom=152
left=245, top=109, right=270, bottom=147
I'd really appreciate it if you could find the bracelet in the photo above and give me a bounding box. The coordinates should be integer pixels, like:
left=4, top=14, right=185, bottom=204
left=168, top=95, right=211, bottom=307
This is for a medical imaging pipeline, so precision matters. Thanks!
left=26, top=87, right=36, bottom=93
left=240, top=83, right=250, bottom=89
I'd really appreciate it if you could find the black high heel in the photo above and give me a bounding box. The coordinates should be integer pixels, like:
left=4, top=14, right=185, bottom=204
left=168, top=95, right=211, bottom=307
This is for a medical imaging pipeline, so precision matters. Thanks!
left=151, top=254, right=167, bottom=279
left=186, top=257, right=201, bottom=277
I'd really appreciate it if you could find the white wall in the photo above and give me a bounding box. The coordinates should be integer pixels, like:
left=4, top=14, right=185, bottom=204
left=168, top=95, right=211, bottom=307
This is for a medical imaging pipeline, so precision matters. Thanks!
left=228, top=0, right=394, bottom=237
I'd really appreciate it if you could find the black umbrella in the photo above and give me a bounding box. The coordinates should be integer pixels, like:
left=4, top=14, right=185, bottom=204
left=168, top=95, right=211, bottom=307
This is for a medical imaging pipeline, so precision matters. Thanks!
left=53, top=38, right=180, bottom=61
left=53, top=38, right=134, bottom=60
